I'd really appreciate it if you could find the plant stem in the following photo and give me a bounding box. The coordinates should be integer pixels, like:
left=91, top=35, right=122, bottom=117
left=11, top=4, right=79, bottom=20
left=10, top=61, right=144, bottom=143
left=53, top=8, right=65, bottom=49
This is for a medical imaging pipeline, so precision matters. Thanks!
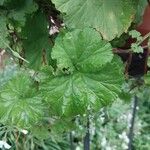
left=128, top=96, right=138, bottom=150
left=113, top=45, right=148, bottom=54
left=70, top=132, right=74, bottom=150
left=138, top=32, right=150, bottom=46
left=84, top=116, right=90, bottom=150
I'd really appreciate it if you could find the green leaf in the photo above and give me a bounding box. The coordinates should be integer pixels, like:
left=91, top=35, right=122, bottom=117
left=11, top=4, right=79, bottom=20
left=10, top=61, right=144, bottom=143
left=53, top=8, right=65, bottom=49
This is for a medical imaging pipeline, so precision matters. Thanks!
left=0, top=73, right=45, bottom=128
left=31, top=126, right=50, bottom=140
left=22, top=12, right=51, bottom=70
left=131, top=43, right=143, bottom=53
left=52, top=0, right=136, bottom=40
left=0, top=65, right=18, bottom=88
left=41, top=58, right=123, bottom=117
left=5, top=0, right=38, bottom=25
left=0, top=16, right=9, bottom=49
left=129, top=30, right=142, bottom=41
left=0, top=0, right=5, bottom=5
left=52, top=28, right=113, bottom=73
left=40, top=29, right=124, bottom=117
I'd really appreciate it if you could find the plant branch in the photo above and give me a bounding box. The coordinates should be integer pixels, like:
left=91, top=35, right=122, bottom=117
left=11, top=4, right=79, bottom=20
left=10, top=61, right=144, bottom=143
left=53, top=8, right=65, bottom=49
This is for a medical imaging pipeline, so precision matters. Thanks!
left=70, top=132, right=74, bottom=150
left=113, top=45, right=148, bottom=54
left=128, top=96, right=138, bottom=150
left=137, top=32, right=150, bottom=46
left=84, top=116, right=90, bottom=150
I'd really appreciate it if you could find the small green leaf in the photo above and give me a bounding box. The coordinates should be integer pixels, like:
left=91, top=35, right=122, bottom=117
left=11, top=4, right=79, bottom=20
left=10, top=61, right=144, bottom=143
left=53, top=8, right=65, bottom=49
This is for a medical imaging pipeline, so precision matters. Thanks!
left=129, top=30, right=142, bottom=41
left=11, top=51, right=29, bottom=63
left=131, top=43, right=143, bottom=53
left=0, top=73, right=45, bottom=128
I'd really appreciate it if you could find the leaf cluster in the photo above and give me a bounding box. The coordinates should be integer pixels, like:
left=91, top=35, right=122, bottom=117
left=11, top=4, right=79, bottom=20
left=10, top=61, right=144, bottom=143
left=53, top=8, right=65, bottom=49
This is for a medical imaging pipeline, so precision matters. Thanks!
left=0, top=0, right=149, bottom=144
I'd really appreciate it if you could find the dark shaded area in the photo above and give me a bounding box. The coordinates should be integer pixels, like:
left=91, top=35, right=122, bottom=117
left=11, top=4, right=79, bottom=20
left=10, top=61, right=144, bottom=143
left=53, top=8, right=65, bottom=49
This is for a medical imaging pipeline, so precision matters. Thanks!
left=118, top=49, right=148, bottom=77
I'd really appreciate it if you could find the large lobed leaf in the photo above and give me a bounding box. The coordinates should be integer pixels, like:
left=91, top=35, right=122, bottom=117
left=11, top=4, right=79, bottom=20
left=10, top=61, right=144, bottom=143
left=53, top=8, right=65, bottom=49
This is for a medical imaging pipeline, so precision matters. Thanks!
left=52, top=0, right=136, bottom=41
left=0, top=73, right=45, bottom=128
left=52, top=28, right=113, bottom=73
left=40, top=28, right=124, bottom=117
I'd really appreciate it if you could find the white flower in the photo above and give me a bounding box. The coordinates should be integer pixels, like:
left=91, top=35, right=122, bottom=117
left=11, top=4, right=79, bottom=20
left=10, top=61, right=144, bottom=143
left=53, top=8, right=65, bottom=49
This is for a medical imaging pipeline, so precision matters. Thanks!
left=122, top=143, right=128, bottom=150
left=50, top=26, right=59, bottom=35
left=127, top=113, right=132, bottom=122
left=100, top=116, right=105, bottom=123
left=124, top=136, right=129, bottom=144
left=0, top=140, right=11, bottom=149
left=119, top=131, right=125, bottom=139
left=106, top=146, right=112, bottom=150
left=90, top=126, right=95, bottom=136
left=119, top=131, right=129, bottom=144
left=72, top=131, right=75, bottom=135
left=20, top=129, right=28, bottom=135
left=101, top=137, right=107, bottom=147
left=128, top=123, right=131, bottom=128
left=76, top=146, right=81, bottom=150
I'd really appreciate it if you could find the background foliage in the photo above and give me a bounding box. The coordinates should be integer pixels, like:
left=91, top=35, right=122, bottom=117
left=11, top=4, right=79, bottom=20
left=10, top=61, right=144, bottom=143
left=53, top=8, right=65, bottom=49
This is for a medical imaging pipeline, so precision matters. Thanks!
left=0, top=0, right=149, bottom=149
